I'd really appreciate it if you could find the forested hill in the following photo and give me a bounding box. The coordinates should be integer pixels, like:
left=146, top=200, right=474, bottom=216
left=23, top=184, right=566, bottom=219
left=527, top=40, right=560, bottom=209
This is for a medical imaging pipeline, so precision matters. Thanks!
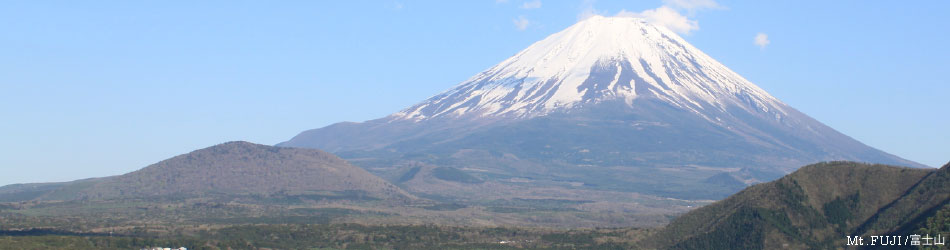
left=650, top=161, right=949, bottom=249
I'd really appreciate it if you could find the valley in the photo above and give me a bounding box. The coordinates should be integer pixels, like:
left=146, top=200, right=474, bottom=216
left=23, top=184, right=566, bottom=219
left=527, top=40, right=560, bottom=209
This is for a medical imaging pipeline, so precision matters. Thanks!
left=1, top=161, right=946, bottom=249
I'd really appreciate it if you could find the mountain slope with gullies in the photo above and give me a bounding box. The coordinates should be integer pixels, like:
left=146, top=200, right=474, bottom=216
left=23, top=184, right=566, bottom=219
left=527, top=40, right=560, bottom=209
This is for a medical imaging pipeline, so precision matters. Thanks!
left=0, top=141, right=413, bottom=202
left=649, top=161, right=949, bottom=249
left=279, top=16, right=922, bottom=200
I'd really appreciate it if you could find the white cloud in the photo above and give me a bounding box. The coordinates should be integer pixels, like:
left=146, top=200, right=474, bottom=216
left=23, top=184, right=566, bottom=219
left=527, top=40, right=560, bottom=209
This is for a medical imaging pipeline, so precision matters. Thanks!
left=616, top=6, right=698, bottom=35
left=615, top=9, right=639, bottom=18
left=521, top=0, right=541, bottom=9
left=578, top=8, right=605, bottom=21
left=513, top=16, right=531, bottom=31
left=662, top=0, right=722, bottom=12
left=577, top=0, right=606, bottom=21
left=754, top=33, right=770, bottom=49
left=578, top=0, right=722, bottom=35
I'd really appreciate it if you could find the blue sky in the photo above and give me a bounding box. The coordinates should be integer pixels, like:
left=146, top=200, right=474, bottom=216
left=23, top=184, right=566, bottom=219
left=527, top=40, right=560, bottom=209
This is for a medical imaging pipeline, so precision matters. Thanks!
left=1, top=0, right=948, bottom=186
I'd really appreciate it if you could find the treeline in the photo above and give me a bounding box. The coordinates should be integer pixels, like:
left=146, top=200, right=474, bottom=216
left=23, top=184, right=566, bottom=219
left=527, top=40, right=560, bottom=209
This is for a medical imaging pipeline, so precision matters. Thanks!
left=0, top=235, right=207, bottom=250
left=0, top=224, right=648, bottom=249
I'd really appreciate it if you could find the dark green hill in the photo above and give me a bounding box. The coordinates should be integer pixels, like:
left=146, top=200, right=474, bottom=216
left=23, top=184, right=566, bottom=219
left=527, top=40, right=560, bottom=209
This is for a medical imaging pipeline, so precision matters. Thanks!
left=650, top=161, right=947, bottom=249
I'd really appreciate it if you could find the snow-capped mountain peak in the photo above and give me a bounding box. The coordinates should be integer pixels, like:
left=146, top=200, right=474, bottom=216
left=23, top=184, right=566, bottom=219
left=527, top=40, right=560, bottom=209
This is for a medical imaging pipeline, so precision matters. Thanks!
left=281, top=16, right=927, bottom=195
left=280, top=17, right=922, bottom=186
left=392, top=15, right=785, bottom=122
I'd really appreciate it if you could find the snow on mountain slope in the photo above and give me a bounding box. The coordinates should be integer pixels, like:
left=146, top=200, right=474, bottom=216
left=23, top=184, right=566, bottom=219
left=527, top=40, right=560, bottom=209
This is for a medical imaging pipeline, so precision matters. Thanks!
left=392, top=15, right=785, bottom=122
left=279, top=14, right=926, bottom=173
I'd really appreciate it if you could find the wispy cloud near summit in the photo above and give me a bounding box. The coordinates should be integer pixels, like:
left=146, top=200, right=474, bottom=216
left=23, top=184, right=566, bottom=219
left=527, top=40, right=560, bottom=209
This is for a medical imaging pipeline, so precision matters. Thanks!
left=663, top=0, right=723, bottom=12
left=616, top=7, right=697, bottom=35
left=582, top=0, right=723, bottom=35
left=521, top=0, right=541, bottom=9
left=513, top=16, right=531, bottom=31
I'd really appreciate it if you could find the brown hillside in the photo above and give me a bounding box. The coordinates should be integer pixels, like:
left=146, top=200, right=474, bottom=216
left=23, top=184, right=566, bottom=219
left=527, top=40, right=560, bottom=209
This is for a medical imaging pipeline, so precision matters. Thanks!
left=39, top=141, right=412, bottom=201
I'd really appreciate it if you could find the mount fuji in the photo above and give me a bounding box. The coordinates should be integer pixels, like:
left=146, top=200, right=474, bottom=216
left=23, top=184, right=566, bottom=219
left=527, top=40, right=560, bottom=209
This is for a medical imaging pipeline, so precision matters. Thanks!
left=279, top=16, right=923, bottom=199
